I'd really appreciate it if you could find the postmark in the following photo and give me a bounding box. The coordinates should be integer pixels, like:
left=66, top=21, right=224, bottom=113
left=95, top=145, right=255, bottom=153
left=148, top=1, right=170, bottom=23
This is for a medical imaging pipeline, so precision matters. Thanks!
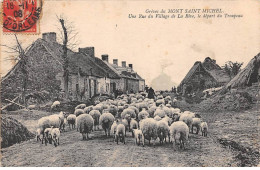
left=3, top=0, right=42, bottom=33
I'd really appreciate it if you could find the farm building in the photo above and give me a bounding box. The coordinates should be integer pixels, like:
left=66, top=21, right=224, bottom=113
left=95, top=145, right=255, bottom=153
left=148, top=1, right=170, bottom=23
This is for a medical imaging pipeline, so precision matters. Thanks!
left=78, top=48, right=145, bottom=93
left=224, top=53, right=260, bottom=89
left=1, top=32, right=145, bottom=103
left=110, top=60, right=145, bottom=93
left=178, top=57, right=230, bottom=94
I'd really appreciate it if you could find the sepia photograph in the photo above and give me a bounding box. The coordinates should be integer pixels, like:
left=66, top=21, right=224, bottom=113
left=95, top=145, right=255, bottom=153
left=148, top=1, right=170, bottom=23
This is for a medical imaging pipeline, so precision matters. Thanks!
left=0, top=0, right=259, bottom=167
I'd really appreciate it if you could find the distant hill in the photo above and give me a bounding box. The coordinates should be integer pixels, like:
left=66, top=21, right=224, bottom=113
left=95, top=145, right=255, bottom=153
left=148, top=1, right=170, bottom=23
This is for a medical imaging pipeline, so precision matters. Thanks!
left=150, top=72, right=178, bottom=91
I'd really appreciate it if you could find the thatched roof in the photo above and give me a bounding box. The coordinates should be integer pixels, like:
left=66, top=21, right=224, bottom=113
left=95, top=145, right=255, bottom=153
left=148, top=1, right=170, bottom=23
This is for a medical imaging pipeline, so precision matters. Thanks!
left=179, top=61, right=204, bottom=85
left=207, top=69, right=230, bottom=83
left=225, top=53, right=260, bottom=88
left=179, top=57, right=230, bottom=86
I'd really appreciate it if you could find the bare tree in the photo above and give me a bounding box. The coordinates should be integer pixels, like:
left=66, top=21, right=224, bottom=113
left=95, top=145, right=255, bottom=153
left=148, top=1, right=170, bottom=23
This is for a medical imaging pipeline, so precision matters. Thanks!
left=56, top=15, right=79, bottom=99
left=1, top=35, right=32, bottom=106
left=222, top=61, right=243, bottom=80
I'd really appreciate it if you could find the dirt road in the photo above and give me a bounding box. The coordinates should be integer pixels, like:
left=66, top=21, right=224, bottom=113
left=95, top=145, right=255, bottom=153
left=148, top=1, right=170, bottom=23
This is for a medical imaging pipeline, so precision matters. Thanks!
left=2, top=106, right=259, bottom=167
left=1, top=123, right=237, bottom=166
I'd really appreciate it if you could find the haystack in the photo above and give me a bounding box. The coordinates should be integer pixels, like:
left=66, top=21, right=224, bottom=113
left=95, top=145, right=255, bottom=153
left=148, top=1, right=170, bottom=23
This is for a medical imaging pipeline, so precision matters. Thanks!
left=226, top=53, right=260, bottom=89
left=1, top=115, right=35, bottom=148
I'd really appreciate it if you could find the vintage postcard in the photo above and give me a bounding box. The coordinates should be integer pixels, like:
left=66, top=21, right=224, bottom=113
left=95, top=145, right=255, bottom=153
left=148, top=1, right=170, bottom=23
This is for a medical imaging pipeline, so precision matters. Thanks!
left=0, top=0, right=259, bottom=167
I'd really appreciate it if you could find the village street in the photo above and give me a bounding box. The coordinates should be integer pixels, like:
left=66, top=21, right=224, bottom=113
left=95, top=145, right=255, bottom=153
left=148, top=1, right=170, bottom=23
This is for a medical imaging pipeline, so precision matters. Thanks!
left=1, top=101, right=259, bottom=167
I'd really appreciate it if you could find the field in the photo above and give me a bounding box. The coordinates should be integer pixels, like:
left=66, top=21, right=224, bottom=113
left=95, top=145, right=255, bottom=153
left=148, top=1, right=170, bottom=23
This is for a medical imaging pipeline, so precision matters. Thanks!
left=1, top=103, right=260, bottom=167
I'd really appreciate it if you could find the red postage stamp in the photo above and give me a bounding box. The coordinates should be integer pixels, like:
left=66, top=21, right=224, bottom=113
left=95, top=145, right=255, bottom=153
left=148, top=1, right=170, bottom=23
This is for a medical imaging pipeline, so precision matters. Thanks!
left=3, top=0, right=42, bottom=33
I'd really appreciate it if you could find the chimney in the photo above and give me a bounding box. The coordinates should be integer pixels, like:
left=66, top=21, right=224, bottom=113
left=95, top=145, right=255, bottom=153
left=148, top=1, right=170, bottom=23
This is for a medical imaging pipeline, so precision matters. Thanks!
left=128, top=64, right=133, bottom=70
left=42, top=32, right=56, bottom=42
left=101, top=54, right=109, bottom=62
left=113, top=59, right=118, bottom=66
left=79, top=47, right=95, bottom=57
left=122, top=61, right=126, bottom=67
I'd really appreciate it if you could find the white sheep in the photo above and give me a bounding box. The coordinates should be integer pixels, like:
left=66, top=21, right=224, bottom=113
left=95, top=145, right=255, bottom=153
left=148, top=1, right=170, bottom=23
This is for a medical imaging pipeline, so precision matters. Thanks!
left=169, top=121, right=189, bottom=149
left=166, top=104, right=171, bottom=108
left=37, top=115, right=61, bottom=144
left=179, top=113, right=193, bottom=133
left=157, top=95, right=164, bottom=100
left=140, top=118, right=158, bottom=147
left=74, top=109, right=84, bottom=117
left=75, top=104, right=86, bottom=110
left=172, top=108, right=181, bottom=114
left=28, top=105, right=36, bottom=110
left=121, top=108, right=136, bottom=131
left=148, top=105, right=157, bottom=118
left=89, top=110, right=101, bottom=130
left=108, top=105, right=118, bottom=117
left=138, top=109, right=149, bottom=121
left=117, top=106, right=124, bottom=117
left=36, top=128, right=42, bottom=142
left=121, top=118, right=129, bottom=135
left=154, top=105, right=166, bottom=118
left=172, top=112, right=181, bottom=122
left=128, top=106, right=139, bottom=118
left=165, top=95, right=171, bottom=101
left=157, top=120, right=170, bottom=144
left=50, top=127, right=60, bottom=147
left=115, top=124, right=126, bottom=144
left=133, top=129, right=144, bottom=146
left=99, top=112, right=115, bottom=137
left=162, top=106, right=173, bottom=118
left=67, top=114, right=76, bottom=129
left=183, top=111, right=195, bottom=118
left=155, top=99, right=165, bottom=106
left=164, top=96, right=172, bottom=104
left=44, top=128, right=53, bottom=145
left=123, top=104, right=129, bottom=109
left=154, top=115, right=162, bottom=121
left=191, top=118, right=201, bottom=134
left=76, top=114, right=94, bottom=140
left=93, top=104, right=103, bottom=114
left=51, top=101, right=60, bottom=110
left=130, top=118, right=138, bottom=137
left=136, top=102, right=148, bottom=112
left=83, top=106, right=94, bottom=114
left=161, top=115, right=172, bottom=126
left=37, top=117, right=50, bottom=144
left=102, top=104, right=110, bottom=110
left=111, top=100, right=118, bottom=106
left=110, top=120, right=119, bottom=136
left=200, top=122, right=208, bottom=137
left=58, top=111, right=65, bottom=131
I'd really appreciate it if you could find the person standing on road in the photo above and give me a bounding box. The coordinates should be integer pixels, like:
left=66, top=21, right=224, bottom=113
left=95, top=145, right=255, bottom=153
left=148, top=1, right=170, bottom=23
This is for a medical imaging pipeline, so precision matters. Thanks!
left=148, top=87, right=155, bottom=99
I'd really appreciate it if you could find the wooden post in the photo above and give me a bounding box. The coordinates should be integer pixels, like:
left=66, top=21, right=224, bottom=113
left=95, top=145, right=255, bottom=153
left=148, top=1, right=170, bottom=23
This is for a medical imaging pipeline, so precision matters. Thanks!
left=1, top=96, right=20, bottom=111
left=5, top=99, right=26, bottom=108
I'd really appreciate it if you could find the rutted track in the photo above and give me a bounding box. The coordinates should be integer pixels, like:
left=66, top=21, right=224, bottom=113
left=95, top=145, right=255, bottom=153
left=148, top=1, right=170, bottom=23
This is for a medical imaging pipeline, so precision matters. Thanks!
left=1, top=125, right=238, bottom=167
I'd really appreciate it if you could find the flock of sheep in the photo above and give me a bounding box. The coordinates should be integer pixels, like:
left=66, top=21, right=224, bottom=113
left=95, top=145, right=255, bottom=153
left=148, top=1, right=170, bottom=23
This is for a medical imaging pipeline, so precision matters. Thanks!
left=36, top=93, right=208, bottom=149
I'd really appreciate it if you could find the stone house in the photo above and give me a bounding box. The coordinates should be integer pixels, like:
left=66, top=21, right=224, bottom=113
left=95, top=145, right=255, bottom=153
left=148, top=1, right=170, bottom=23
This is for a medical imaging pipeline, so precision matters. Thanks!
left=1, top=32, right=119, bottom=102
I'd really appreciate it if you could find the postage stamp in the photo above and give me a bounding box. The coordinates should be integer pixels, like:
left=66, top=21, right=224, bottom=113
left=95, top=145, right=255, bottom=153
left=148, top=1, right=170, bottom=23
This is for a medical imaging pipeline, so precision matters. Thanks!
left=3, top=0, right=42, bottom=33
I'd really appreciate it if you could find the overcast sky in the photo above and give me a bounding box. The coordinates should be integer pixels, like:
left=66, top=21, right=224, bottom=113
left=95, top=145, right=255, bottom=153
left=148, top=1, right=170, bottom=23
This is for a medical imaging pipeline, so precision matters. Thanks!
left=1, top=0, right=259, bottom=86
